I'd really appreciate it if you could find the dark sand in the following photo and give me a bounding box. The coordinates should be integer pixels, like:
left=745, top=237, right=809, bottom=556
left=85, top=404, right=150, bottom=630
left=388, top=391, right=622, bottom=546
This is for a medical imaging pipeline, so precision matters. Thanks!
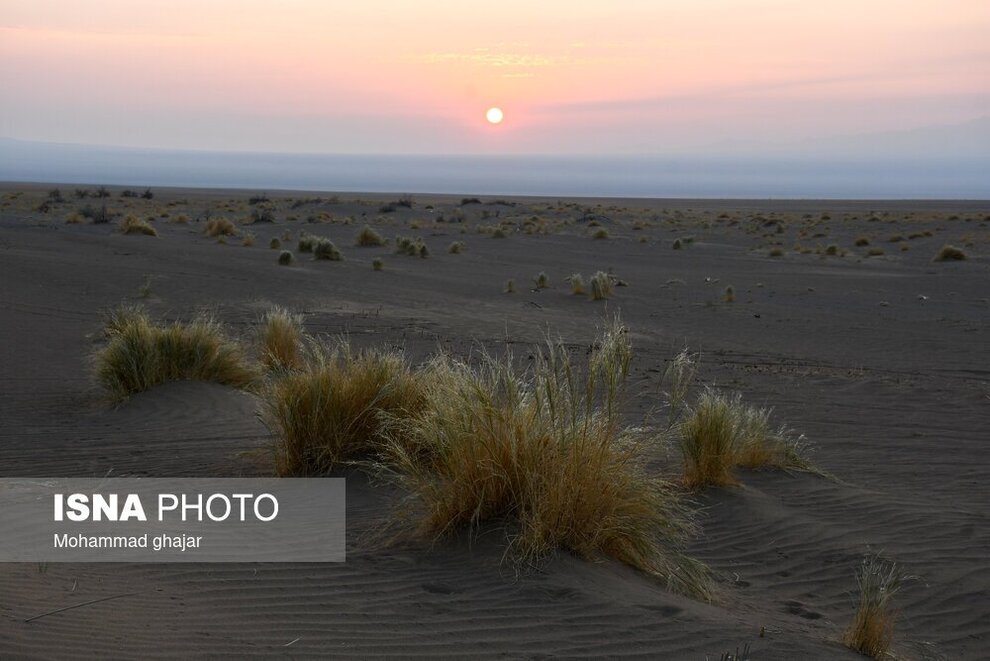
left=1, top=185, right=988, bottom=658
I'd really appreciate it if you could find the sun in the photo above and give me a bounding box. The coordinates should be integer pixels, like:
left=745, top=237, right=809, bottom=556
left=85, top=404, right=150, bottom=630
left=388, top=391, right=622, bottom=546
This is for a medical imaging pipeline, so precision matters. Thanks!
left=485, top=107, right=504, bottom=125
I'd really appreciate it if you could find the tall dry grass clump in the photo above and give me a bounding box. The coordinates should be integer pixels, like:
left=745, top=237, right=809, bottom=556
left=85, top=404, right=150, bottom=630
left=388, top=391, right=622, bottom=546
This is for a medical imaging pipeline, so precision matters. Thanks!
left=205, top=218, right=237, bottom=237
left=377, top=319, right=712, bottom=599
left=93, top=306, right=256, bottom=401
left=933, top=244, right=966, bottom=262
left=678, top=387, right=814, bottom=488
left=312, top=237, right=343, bottom=260
left=355, top=225, right=385, bottom=247
left=119, top=214, right=157, bottom=236
left=590, top=271, right=613, bottom=300
left=842, top=553, right=911, bottom=659
left=258, top=307, right=304, bottom=371
left=263, top=341, right=425, bottom=476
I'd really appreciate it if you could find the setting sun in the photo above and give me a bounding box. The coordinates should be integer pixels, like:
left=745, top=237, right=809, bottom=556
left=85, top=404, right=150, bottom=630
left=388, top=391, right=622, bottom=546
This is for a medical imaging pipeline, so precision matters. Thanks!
left=485, top=107, right=504, bottom=125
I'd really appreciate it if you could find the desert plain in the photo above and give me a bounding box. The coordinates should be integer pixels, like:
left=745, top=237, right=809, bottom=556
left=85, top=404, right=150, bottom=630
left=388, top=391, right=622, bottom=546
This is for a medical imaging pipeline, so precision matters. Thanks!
left=0, top=184, right=987, bottom=659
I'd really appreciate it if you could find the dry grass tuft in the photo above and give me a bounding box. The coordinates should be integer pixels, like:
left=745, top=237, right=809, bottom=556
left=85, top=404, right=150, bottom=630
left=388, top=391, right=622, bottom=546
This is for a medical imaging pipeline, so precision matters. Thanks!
left=679, top=388, right=815, bottom=488
left=259, top=307, right=305, bottom=371
left=355, top=225, right=385, bottom=247
left=92, top=307, right=256, bottom=401
left=312, top=237, right=343, bottom=260
left=933, top=244, right=966, bottom=262
left=263, top=341, right=425, bottom=476
left=277, top=250, right=293, bottom=265
left=376, top=320, right=713, bottom=599
left=590, top=271, right=613, bottom=300
left=842, top=553, right=911, bottom=659
left=119, top=214, right=158, bottom=236
left=568, top=273, right=586, bottom=295
left=205, top=218, right=237, bottom=237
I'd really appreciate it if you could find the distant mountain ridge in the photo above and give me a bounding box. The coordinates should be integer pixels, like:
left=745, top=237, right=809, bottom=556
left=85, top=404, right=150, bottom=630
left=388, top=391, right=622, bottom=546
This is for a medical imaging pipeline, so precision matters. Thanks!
left=1, top=131, right=987, bottom=199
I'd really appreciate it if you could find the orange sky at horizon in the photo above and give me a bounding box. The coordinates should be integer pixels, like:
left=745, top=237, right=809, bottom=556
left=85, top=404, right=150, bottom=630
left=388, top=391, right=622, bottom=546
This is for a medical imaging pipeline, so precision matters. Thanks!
left=1, top=0, right=987, bottom=154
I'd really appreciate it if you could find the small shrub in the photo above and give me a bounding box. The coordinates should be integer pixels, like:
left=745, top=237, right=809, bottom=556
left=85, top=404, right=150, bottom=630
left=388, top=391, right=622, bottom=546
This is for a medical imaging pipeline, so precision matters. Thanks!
left=312, top=237, right=343, bottom=261
left=141, top=189, right=154, bottom=200
left=278, top=250, right=294, bottom=265
left=593, top=228, right=609, bottom=240
left=448, top=241, right=465, bottom=254
left=825, top=244, right=839, bottom=256
left=259, top=307, right=304, bottom=371
left=672, top=239, right=683, bottom=250
left=866, top=248, right=884, bottom=257
left=842, top=553, right=911, bottom=659
left=590, top=271, right=613, bottom=300
left=568, top=273, right=586, bottom=295
left=92, top=307, right=256, bottom=401
left=355, top=225, right=385, bottom=247
left=933, top=245, right=966, bottom=262
left=768, top=247, right=783, bottom=257
left=372, top=257, right=384, bottom=271
left=205, top=218, right=237, bottom=237
left=535, top=271, right=550, bottom=289
left=504, top=279, right=515, bottom=293
left=119, top=214, right=158, bottom=236
left=241, top=232, right=256, bottom=247
left=270, top=237, right=281, bottom=249
left=492, top=227, right=507, bottom=239
left=855, top=236, right=870, bottom=247
left=723, top=286, right=734, bottom=303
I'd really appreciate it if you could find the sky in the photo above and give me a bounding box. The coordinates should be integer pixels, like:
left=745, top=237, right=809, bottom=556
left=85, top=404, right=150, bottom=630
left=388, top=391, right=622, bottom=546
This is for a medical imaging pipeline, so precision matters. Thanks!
left=1, top=0, right=988, bottom=156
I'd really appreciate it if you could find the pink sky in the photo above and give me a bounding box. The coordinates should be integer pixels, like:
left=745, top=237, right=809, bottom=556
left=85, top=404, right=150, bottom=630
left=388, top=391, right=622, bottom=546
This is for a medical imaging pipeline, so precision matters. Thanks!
left=1, top=0, right=987, bottom=154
